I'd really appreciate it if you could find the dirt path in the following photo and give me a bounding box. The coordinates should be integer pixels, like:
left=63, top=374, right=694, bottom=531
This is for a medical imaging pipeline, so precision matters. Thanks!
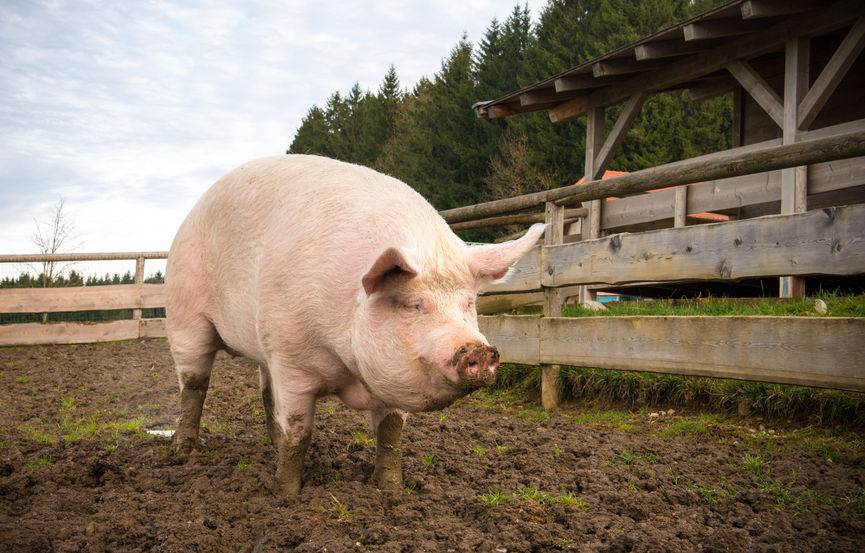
left=1, top=340, right=863, bottom=552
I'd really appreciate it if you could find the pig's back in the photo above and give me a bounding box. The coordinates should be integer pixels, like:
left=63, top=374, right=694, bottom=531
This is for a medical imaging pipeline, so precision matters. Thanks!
left=169, top=155, right=456, bottom=361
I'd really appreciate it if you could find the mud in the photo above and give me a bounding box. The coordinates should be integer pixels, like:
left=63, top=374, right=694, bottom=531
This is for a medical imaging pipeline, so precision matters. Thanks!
left=1, top=340, right=863, bottom=552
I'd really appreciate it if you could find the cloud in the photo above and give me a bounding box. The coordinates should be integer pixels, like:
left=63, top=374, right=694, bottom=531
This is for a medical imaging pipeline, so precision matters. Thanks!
left=0, top=0, right=546, bottom=255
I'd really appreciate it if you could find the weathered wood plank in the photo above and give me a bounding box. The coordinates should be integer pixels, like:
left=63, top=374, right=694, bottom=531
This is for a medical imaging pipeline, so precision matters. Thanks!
left=0, top=284, right=166, bottom=314
left=548, top=95, right=592, bottom=124
left=544, top=204, right=865, bottom=287
left=600, top=154, right=865, bottom=231
left=139, top=318, right=167, bottom=338
left=0, top=320, right=141, bottom=346
left=540, top=316, right=865, bottom=392
left=479, top=245, right=542, bottom=294
left=592, top=58, right=668, bottom=77
left=635, top=39, right=711, bottom=60
left=477, top=315, right=540, bottom=366
left=741, top=0, right=815, bottom=19
left=0, top=252, right=167, bottom=263
left=554, top=74, right=624, bottom=92
left=683, top=18, right=766, bottom=41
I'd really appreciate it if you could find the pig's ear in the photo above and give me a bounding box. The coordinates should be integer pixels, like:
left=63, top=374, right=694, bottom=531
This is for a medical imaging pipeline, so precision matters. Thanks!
left=362, top=247, right=420, bottom=296
left=467, top=223, right=545, bottom=282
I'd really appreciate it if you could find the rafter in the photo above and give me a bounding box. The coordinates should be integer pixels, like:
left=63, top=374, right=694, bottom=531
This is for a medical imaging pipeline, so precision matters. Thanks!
left=726, top=59, right=784, bottom=127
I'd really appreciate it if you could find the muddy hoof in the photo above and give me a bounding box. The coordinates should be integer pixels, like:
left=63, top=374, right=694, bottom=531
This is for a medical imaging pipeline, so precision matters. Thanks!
left=172, top=433, right=198, bottom=460
left=373, top=469, right=403, bottom=492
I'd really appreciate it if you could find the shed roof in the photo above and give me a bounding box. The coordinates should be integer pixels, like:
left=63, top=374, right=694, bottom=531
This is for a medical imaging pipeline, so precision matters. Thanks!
left=473, top=0, right=856, bottom=122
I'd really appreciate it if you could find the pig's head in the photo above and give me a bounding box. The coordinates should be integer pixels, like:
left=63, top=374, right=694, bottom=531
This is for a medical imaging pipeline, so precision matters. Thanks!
left=351, top=223, right=545, bottom=412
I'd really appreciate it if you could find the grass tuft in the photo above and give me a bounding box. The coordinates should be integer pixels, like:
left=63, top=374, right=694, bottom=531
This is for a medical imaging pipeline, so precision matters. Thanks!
left=479, top=489, right=509, bottom=508
left=316, top=494, right=352, bottom=521
left=350, top=431, right=374, bottom=448
left=471, top=445, right=486, bottom=458
left=551, top=492, right=589, bottom=509
left=421, top=453, right=437, bottom=469
left=742, top=454, right=768, bottom=477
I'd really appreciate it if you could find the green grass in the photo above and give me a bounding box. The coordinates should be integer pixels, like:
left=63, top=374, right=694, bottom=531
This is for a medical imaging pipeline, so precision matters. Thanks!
left=515, top=405, right=549, bottom=422
left=551, top=492, right=589, bottom=509
left=759, top=479, right=834, bottom=512
left=742, top=454, right=769, bottom=477
left=421, top=453, right=437, bottom=469
left=495, top=444, right=510, bottom=454
left=471, top=445, right=486, bottom=458
left=515, top=486, right=550, bottom=503
left=25, top=457, right=53, bottom=471
left=235, top=459, right=251, bottom=470
left=316, top=494, right=352, bottom=521
left=350, top=431, right=374, bottom=448
left=689, top=481, right=738, bottom=506
left=845, top=489, right=865, bottom=516
left=15, top=375, right=29, bottom=384
left=661, top=415, right=717, bottom=438
left=615, top=450, right=659, bottom=465
left=561, top=294, right=865, bottom=318
left=479, top=490, right=510, bottom=508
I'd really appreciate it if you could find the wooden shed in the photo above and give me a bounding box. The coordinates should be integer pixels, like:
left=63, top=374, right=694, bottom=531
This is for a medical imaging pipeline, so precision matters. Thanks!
left=470, top=0, right=865, bottom=299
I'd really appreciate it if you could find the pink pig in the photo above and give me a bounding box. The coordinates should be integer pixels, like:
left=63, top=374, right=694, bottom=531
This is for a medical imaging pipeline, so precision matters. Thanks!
left=166, top=155, right=544, bottom=495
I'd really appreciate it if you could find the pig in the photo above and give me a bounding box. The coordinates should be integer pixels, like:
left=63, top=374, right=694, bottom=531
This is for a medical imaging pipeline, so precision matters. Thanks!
left=165, top=155, right=544, bottom=495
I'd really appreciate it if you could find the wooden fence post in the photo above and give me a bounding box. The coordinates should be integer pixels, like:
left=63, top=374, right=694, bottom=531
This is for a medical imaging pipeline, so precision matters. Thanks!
left=541, top=201, right=565, bottom=410
left=779, top=37, right=809, bottom=298
left=133, top=256, right=144, bottom=321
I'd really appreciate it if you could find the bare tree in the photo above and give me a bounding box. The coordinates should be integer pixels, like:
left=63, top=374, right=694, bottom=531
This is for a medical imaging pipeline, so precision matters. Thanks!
left=33, top=198, right=79, bottom=288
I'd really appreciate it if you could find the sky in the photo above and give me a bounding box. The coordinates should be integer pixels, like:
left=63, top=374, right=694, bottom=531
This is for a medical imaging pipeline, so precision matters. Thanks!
left=0, top=0, right=545, bottom=255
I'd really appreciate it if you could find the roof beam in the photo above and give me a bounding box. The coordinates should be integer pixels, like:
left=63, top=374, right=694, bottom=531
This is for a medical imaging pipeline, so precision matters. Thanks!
left=576, top=0, right=859, bottom=123
left=683, top=18, right=766, bottom=41
left=634, top=39, right=712, bottom=60
left=554, top=74, right=623, bottom=92
left=520, top=89, right=576, bottom=107
left=741, top=0, right=816, bottom=19
left=798, top=17, right=865, bottom=130
left=548, top=96, right=592, bottom=124
left=726, top=59, right=784, bottom=127
left=592, top=58, right=668, bottom=77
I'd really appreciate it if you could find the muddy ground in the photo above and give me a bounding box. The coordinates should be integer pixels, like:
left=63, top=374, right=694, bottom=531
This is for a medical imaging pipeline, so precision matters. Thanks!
left=1, top=340, right=863, bottom=552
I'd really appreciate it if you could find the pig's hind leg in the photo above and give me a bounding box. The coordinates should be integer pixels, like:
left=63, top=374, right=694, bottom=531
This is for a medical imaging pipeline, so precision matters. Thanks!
left=370, top=409, right=407, bottom=492
left=169, top=319, right=220, bottom=458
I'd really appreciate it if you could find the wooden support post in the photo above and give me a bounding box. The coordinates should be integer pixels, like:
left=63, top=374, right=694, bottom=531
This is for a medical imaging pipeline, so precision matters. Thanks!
left=133, top=256, right=145, bottom=320
left=580, top=106, right=605, bottom=304
left=674, top=185, right=688, bottom=227
left=541, top=202, right=565, bottom=410
left=780, top=37, right=809, bottom=299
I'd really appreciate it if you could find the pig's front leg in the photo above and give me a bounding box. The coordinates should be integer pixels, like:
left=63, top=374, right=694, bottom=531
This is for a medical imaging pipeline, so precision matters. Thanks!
left=370, top=409, right=407, bottom=492
left=273, top=391, right=316, bottom=497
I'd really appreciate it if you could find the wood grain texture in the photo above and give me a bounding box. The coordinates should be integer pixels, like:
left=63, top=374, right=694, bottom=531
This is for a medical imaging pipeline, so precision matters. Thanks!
left=477, top=315, right=540, bottom=366
left=478, top=315, right=865, bottom=392
left=0, top=320, right=141, bottom=346
left=541, top=316, right=865, bottom=392
left=0, top=284, right=166, bottom=314
left=544, top=204, right=865, bottom=287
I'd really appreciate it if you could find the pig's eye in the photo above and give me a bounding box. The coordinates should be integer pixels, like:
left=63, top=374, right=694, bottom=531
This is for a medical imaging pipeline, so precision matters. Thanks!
left=395, top=299, right=423, bottom=313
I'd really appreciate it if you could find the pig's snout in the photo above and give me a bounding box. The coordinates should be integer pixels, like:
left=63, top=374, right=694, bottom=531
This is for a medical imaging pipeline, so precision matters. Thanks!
left=452, top=343, right=499, bottom=389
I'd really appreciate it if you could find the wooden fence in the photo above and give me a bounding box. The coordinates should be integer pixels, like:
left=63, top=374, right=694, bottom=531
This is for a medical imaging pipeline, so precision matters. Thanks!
left=1, top=129, right=864, bottom=399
